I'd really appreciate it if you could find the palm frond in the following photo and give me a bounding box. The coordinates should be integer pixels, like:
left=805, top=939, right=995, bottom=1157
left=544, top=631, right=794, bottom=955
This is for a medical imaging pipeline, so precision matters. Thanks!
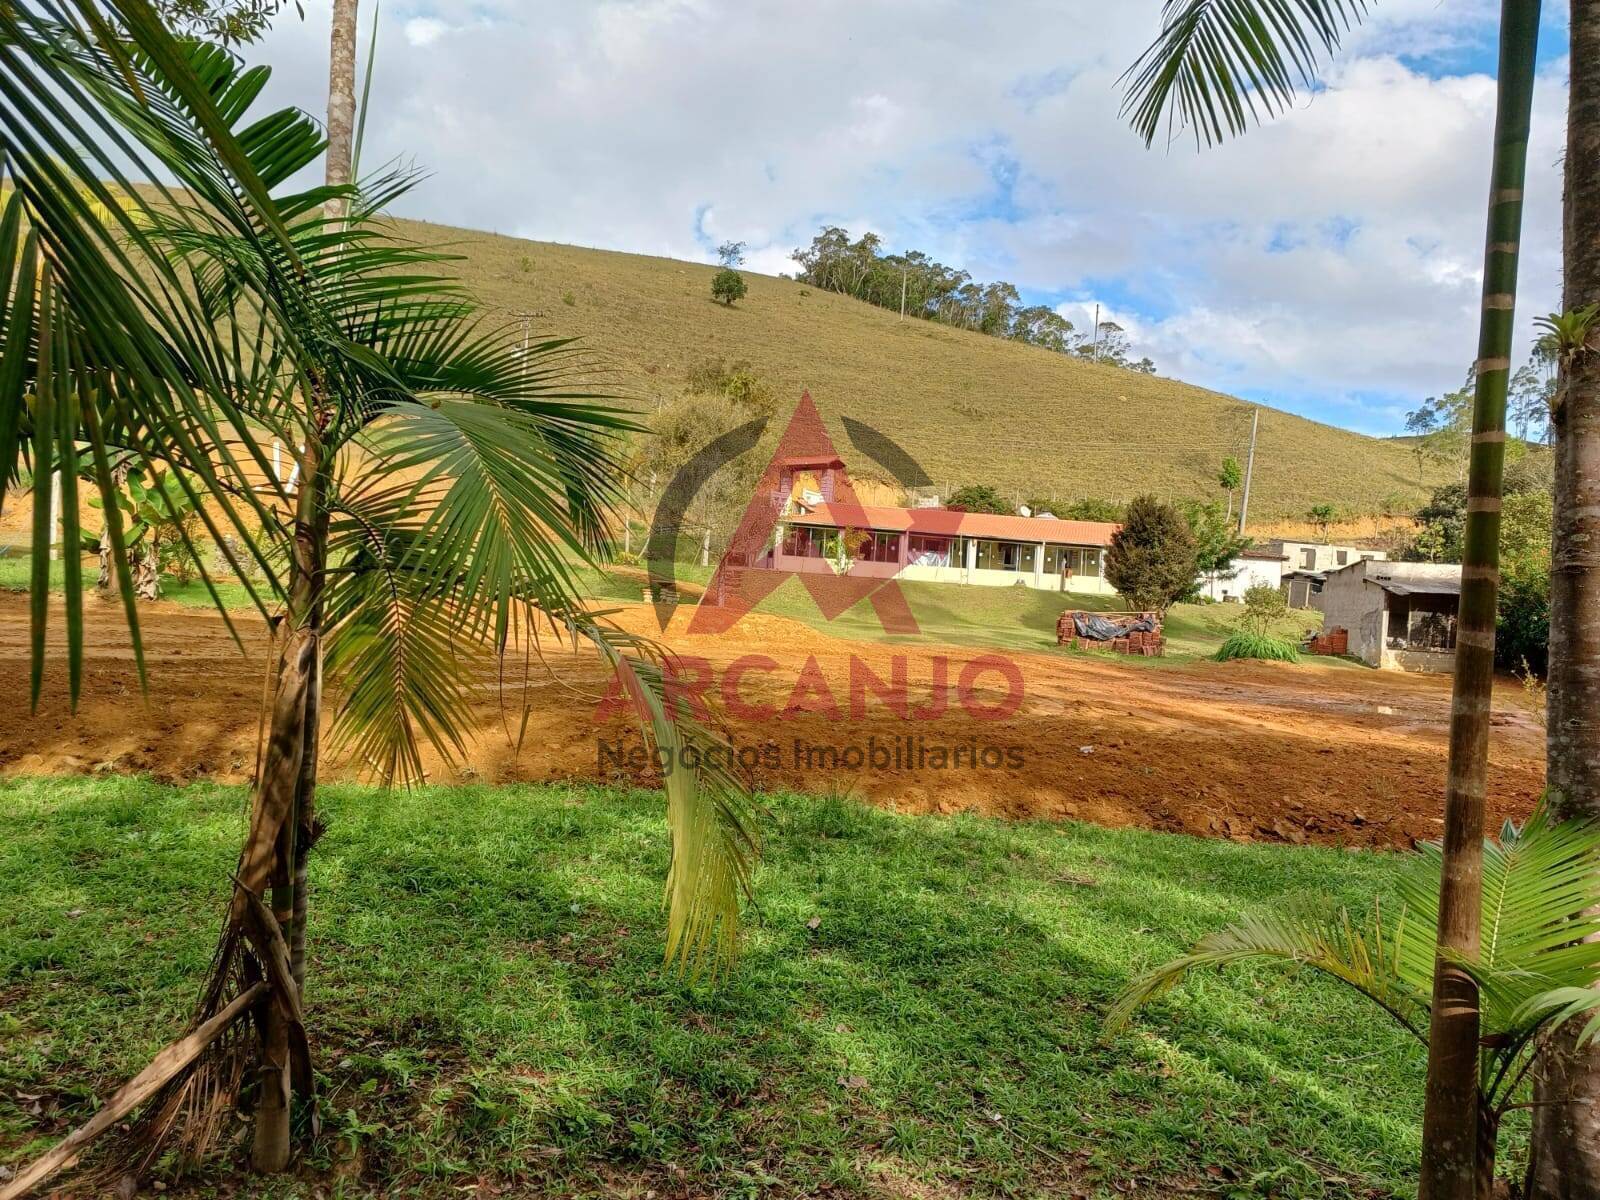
left=0, top=0, right=322, bottom=702
left=323, top=496, right=478, bottom=785
left=572, top=617, right=759, bottom=976
left=1106, top=906, right=1432, bottom=1040
left=1423, top=811, right=1600, bottom=1033
left=1120, top=0, right=1369, bottom=148
left=1510, top=987, right=1600, bottom=1052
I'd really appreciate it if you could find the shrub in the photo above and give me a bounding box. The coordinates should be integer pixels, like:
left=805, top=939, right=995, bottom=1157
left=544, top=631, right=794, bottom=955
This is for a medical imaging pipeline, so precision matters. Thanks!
left=1240, top=583, right=1289, bottom=635
left=946, top=483, right=1011, bottom=514
left=1058, top=497, right=1124, bottom=522
left=1215, top=630, right=1300, bottom=663
left=1104, top=495, right=1198, bottom=614
left=711, top=267, right=747, bottom=306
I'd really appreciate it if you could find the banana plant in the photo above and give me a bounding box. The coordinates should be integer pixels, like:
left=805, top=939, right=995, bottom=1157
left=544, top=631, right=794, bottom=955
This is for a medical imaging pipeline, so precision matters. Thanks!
left=1107, top=807, right=1600, bottom=1197
left=0, top=2, right=754, bottom=1191
left=87, top=462, right=202, bottom=598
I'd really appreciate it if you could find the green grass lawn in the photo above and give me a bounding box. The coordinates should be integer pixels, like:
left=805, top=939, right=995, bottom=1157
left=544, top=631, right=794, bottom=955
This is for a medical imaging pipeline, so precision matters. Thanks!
left=742, top=574, right=1324, bottom=661
left=2, top=777, right=1429, bottom=1198
left=0, top=550, right=257, bottom=611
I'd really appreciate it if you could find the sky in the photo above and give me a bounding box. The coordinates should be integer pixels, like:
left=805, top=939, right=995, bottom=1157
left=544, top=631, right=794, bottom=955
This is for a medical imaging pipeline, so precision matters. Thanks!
left=252, top=0, right=1571, bottom=437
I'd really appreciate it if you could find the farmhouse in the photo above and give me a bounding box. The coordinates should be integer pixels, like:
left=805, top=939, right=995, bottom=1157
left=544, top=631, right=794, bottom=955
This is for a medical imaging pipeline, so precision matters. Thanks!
left=767, top=503, right=1121, bottom=594
left=1272, top=540, right=1390, bottom=607
left=1310, top=559, right=1462, bottom=671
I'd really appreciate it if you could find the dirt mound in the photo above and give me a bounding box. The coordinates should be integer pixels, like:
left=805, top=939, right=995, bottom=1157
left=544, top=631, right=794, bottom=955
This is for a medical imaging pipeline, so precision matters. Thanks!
left=0, top=592, right=1545, bottom=849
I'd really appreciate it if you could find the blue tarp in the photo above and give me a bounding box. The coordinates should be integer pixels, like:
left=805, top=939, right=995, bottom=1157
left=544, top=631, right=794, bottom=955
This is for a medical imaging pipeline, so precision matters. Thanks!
left=1073, top=613, right=1157, bottom=641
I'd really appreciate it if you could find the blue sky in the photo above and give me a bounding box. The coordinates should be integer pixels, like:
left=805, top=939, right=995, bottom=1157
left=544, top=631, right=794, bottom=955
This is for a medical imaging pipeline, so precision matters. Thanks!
left=254, top=0, right=1570, bottom=438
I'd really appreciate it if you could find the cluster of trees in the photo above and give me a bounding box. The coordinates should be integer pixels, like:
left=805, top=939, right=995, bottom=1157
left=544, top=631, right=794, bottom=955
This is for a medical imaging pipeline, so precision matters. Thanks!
left=791, top=227, right=1156, bottom=372
left=1095, top=494, right=1251, bottom=614
left=628, top=357, right=779, bottom=564
left=946, top=484, right=1126, bottom=522
left=1405, top=341, right=1556, bottom=483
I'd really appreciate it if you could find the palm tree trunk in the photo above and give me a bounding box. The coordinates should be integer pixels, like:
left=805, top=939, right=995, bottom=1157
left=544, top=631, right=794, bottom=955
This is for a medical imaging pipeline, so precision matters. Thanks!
left=323, top=0, right=359, bottom=220
left=1527, top=2, right=1600, bottom=1194
left=1418, top=3, right=1541, bottom=1198
left=289, top=493, right=327, bottom=993
left=283, top=0, right=358, bottom=1004
left=248, top=438, right=325, bottom=1173
left=1476, top=1100, right=1500, bottom=1200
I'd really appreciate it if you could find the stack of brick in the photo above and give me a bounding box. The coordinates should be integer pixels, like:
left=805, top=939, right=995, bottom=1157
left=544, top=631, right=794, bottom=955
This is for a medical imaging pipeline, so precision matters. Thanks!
left=1307, top=627, right=1349, bottom=656
left=1124, top=629, right=1166, bottom=657
left=1056, top=611, right=1166, bottom=657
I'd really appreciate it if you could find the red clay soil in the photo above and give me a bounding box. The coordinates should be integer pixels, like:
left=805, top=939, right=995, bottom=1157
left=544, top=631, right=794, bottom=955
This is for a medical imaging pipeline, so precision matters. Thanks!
left=0, top=591, right=1545, bottom=850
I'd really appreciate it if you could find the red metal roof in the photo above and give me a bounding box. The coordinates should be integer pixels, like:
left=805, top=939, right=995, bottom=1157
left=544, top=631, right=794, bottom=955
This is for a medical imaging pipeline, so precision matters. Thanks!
left=788, top=504, right=1120, bottom=547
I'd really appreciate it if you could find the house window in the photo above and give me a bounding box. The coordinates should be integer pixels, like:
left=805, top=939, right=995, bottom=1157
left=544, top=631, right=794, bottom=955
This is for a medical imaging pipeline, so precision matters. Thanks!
left=908, top=534, right=951, bottom=566
left=781, top=527, right=815, bottom=557
left=782, top=527, right=839, bottom=559
left=976, top=540, right=1035, bottom=572
left=1045, top=546, right=1100, bottom=577
left=1337, top=550, right=1349, bottom=565
left=1301, top=547, right=1316, bottom=569
left=856, top=531, right=901, bottom=562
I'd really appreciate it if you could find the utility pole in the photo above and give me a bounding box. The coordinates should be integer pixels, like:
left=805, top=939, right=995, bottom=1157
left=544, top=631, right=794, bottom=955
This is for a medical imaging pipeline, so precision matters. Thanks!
left=47, top=470, right=61, bottom=561
left=515, top=310, right=533, bottom=381
left=900, top=267, right=907, bottom=319
left=1237, top=408, right=1259, bottom=535
left=1092, top=303, right=1101, bottom=358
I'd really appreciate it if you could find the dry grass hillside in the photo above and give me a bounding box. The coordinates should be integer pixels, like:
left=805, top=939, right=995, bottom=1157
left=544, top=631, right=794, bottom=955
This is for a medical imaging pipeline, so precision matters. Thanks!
left=403, top=218, right=1447, bottom=521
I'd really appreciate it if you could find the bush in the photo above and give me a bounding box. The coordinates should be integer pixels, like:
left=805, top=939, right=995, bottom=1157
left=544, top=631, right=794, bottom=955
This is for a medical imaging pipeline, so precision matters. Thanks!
left=1498, top=560, right=1549, bottom=675
left=1240, top=583, right=1289, bottom=636
left=1057, top=497, right=1124, bottom=522
left=1215, top=631, right=1301, bottom=663
left=947, top=483, right=1012, bottom=515
left=711, top=268, right=747, bottom=306
left=1104, top=495, right=1198, bottom=614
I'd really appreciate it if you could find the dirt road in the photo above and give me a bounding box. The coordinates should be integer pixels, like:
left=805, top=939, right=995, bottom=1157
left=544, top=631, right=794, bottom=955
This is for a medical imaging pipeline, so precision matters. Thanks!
left=0, top=592, right=1545, bottom=849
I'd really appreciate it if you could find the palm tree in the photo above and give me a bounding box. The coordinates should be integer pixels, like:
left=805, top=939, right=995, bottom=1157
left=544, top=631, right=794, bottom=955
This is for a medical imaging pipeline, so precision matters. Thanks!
left=1526, top=3, right=1600, bottom=1193
left=1121, top=5, right=1542, bottom=1195
left=0, top=2, right=754, bottom=1192
left=1109, top=808, right=1600, bottom=1198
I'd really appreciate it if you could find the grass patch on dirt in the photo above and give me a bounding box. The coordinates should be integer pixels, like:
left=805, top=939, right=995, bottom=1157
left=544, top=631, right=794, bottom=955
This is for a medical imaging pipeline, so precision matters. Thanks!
left=2, top=776, right=1426, bottom=1198
left=737, top=573, right=1325, bottom=662
left=0, top=551, right=256, bottom=611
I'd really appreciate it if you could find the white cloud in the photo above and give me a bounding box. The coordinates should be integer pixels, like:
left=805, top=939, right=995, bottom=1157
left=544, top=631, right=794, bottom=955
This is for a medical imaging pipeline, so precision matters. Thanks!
left=402, top=17, right=447, bottom=47
left=254, top=1, right=1568, bottom=434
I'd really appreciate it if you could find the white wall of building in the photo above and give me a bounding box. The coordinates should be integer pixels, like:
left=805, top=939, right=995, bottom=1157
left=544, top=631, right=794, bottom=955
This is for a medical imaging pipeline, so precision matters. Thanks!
left=1198, top=555, right=1286, bottom=603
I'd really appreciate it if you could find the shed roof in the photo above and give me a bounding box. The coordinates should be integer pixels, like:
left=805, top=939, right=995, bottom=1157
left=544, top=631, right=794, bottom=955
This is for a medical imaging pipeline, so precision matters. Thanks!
left=1356, top=561, right=1463, bottom=597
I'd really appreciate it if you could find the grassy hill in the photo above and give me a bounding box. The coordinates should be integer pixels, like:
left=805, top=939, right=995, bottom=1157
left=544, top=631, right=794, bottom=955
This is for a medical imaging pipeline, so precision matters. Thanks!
left=405, top=219, right=1446, bottom=521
